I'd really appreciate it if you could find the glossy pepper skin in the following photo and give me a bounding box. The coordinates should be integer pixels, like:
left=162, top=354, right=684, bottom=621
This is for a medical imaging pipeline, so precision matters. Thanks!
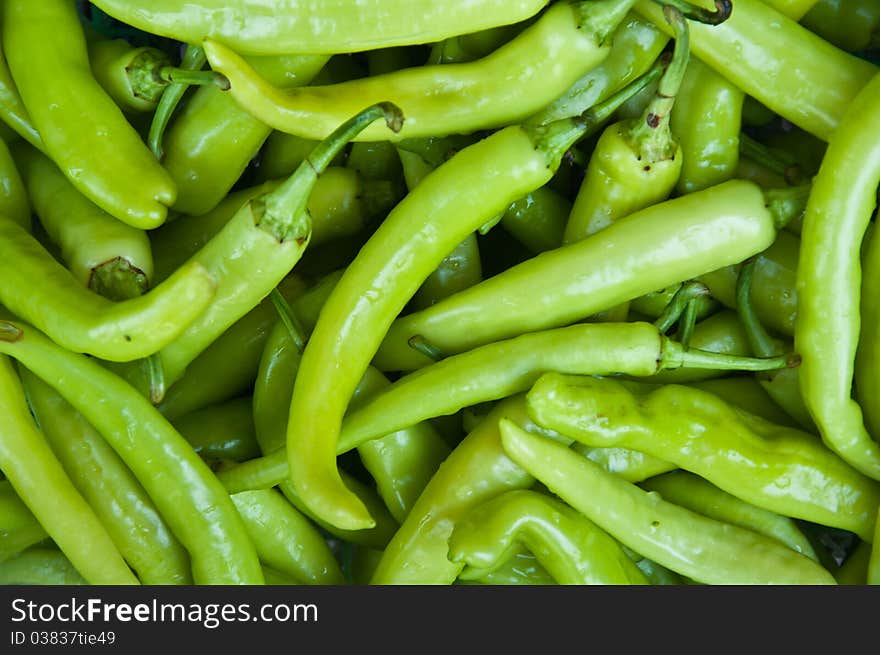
left=670, top=58, right=743, bottom=194
left=2, top=0, right=177, bottom=229
left=0, top=138, right=30, bottom=230
left=498, top=419, right=837, bottom=585
left=204, top=0, right=637, bottom=142
left=88, top=0, right=551, bottom=56
left=796, top=70, right=880, bottom=481
left=0, top=480, right=48, bottom=562
left=171, top=396, right=261, bottom=463
left=0, top=38, right=42, bottom=152
left=448, top=490, right=649, bottom=584
left=801, top=0, right=880, bottom=53
left=635, top=0, right=877, bottom=142
left=526, top=373, right=880, bottom=541
left=0, top=321, right=264, bottom=585
left=640, top=471, right=818, bottom=561
left=161, top=54, right=328, bottom=217
left=0, top=220, right=215, bottom=362
left=0, top=549, right=87, bottom=586
left=374, top=179, right=779, bottom=372
left=0, top=355, right=138, bottom=585
left=20, top=369, right=192, bottom=585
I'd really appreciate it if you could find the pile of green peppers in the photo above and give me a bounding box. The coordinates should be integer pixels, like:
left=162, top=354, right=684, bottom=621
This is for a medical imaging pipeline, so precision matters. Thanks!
left=1, top=0, right=879, bottom=586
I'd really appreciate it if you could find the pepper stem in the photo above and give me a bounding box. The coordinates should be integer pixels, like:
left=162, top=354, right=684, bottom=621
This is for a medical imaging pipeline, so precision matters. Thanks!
left=661, top=338, right=800, bottom=372
left=735, top=259, right=783, bottom=358
left=148, top=44, right=208, bottom=160
left=253, top=102, right=404, bottom=242
left=408, top=334, right=445, bottom=362
left=739, top=133, right=804, bottom=186
left=652, top=0, right=732, bottom=25
left=625, top=5, right=689, bottom=163
left=269, top=287, right=307, bottom=353
left=763, top=183, right=812, bottom=230
left=525, top=57, right=666, bottom=170
left=676, top=299, right=698, bottom=348
left=654, top=280, right=710, bottom=333
left=156, top=66, right=229, bottom=90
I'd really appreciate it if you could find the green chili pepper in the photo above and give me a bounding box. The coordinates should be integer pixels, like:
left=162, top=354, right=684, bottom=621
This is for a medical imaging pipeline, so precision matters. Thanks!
left=160, top=54, right=329, bottom=217
left=88, top=0, right=552, bottom=56
left=795, top=70, right=880, bottom=480
left=0, top=480, right=48, bottom=563
left=461, top=548, right=557, bottom=586
left=230, top=489, right=345, bottom=585
left=448, top=489, right=649, bottom=584
left=20, top=369, right=192, bottom=585
left=203, top=0, right=645, bottom=142
left=0, top=355, right=137, bottom=585
left=857, top=228, right=880, bottom=448
left=370, top=396, right=539, bottom=584
left=0, top=548, right=88, bottom=586
left=0, top=138, right=29, bottom=230
left=0, top=37, right=43, bottom=152
left=171, top=396, right=262, bottom=464
left=640, top=471, right=818, bottom=560
left=154, top=103, right=401, bottom=390
left=339, top=321, right=792, bottom=454
left=688, top=376, right=801, bottom=429
left=564, top=4, right=689, bottom=245
left=2, top=0, right=176, bottom=228
left=498, top=418, right=837, bottom=584
left=0, top=220, right=215, bottom=362
left=670, top=58, right=743, bottom=194
left=13, top=144, right=153, bottom=301
left=284, top=64, right=664, bottom=530
left=801, top=0, right=880, bottom=53
left=88, top=37, right=228, bottom=114
left=375, top=179, right=784, bottom=372
left=0, top=321, right=263, bottom=584
left=526, top=373, right=880, bottom=540
left=635, top=0, right=877, bottom=142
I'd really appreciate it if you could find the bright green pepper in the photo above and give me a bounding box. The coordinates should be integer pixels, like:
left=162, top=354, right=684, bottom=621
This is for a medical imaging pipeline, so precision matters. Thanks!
left=801, top=0, right=880, bottom=53
left=499, top=186, right=570, bottom=255
left=448, top=489, right=649, bottom=584
left=526, top=373, right=880, bottom=541
left=204, top=0, right=642, bottom=142
left=640, top=471, right=818, bottom=560
left=0, top=137, right=30, bottom=230
left=88, top=0, right=552, bottom=56
left=498, top=418, right=836, bottom=584
left=20, top=369, right=192, bottom=584
left=0, top=548, right=88, bottom=586
left=0, top=355, right=137, bottom=585
left=2, top=0, right=176, bottom=228
left=0, top=480, right=48, bottom=563
left=171, top=396, right=262, bottom=464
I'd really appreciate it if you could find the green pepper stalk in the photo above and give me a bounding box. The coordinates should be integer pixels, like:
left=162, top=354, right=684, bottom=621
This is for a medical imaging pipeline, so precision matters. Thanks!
left=153, top=102, right=403, bottom=391
left=89, top=38, right=228, bottom=115
left=282, top=61, right=668, bottom=531
left=147, top=44, right=209, bottom=159
left=635, top=0, right=878, bottom=142
left=499, top=419, right=836, bottom=584
left=736, top=259, right=815, bottom=430
left=374, top=179, right=782, bottom=373
left=796, top=70, right=880, bottom=481
left=203, top=0, right=648, bottom=143
left=564, top=4, right=690, bottom=245
left=448, top=489, right=650, bottom=584
left=20, top=369, right=192, bottom=584
left=525, top=372, right=880, bottom=540
left=0, top=320, right=263, bottom=584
